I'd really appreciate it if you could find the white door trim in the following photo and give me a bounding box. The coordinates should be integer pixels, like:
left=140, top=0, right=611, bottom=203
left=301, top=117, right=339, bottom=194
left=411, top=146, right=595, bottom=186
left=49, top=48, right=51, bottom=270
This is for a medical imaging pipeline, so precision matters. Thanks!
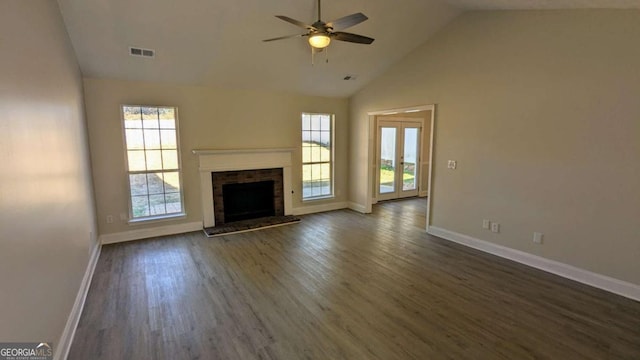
left=367, top=104, right=435, bottom=230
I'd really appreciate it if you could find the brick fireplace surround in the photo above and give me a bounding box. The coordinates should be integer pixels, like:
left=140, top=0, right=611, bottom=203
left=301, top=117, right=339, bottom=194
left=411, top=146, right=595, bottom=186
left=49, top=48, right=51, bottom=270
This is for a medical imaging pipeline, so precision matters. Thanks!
left=211, top=168, right=284, bottom=225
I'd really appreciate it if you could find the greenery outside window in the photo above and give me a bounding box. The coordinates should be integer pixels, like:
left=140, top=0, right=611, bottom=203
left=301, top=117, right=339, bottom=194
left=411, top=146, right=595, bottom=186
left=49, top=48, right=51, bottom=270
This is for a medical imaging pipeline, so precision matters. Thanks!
left=122, top=105, right=184, bottom=221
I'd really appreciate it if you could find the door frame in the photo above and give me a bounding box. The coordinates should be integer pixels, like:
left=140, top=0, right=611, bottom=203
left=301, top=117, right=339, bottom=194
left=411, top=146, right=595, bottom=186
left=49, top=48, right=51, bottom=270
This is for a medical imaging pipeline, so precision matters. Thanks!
left=367, top=104, right=435, bottom=232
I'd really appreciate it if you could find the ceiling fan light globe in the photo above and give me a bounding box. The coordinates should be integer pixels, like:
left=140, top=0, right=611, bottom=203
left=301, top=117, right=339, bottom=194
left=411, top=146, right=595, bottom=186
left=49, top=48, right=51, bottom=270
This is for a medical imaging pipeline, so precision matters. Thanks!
left=308, top=34, right=331, bottom=49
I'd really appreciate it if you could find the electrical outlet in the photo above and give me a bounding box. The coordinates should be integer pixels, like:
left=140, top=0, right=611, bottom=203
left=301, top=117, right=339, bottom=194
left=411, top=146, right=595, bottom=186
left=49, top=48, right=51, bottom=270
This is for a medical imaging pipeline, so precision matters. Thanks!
left=491, top=222, right=500, bottom=233
left=533, top=232, right=544, bottom=244
left=106, top=215, right=114, bottom=224
left=120, top=212, right=128, bottom=221
left=482, top=219, right=490, bottom=229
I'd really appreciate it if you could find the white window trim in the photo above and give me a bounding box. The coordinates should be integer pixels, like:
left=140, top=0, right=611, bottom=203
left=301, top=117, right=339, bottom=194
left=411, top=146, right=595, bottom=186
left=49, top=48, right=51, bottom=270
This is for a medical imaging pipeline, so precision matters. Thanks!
left=128, top=212, right=187, bottom=225
left=121, top=105, right=186, bottom=223
left=301, top=112, right=335, bottom=202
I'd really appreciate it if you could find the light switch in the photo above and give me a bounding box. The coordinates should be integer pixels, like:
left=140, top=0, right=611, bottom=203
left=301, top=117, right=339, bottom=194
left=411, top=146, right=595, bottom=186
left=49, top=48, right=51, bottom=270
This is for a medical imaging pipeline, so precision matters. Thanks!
left=447, top=160, right=457, bottom=169
left=533, top=232, right=544, bottom=244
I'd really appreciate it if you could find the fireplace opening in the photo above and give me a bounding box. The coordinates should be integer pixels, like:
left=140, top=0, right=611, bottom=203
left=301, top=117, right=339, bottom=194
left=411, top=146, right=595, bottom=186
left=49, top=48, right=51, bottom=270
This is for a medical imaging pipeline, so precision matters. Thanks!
left=212, top=168, right=284, bottom=225
left=222, top=180, right=275, bottom=223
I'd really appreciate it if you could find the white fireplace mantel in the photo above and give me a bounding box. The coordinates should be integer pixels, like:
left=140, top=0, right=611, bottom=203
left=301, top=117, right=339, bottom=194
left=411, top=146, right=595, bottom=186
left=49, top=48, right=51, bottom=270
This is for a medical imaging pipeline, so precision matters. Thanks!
left=193, top=148, right=295, bottom=228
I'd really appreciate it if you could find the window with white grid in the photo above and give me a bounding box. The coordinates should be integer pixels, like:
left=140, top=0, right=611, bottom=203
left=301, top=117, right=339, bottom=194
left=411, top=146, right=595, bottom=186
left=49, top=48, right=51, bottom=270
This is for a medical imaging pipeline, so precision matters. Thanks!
left=302, top=113, right=334, bottom=200
left=122, top=105, right=184, bottom=220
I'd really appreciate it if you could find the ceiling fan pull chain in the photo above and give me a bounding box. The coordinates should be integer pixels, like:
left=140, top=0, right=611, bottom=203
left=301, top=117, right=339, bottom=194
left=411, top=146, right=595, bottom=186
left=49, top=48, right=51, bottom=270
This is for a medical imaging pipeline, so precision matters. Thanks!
left=311, top=46, right=315, bottom=66
left=326, top=46, right=329, bottom=63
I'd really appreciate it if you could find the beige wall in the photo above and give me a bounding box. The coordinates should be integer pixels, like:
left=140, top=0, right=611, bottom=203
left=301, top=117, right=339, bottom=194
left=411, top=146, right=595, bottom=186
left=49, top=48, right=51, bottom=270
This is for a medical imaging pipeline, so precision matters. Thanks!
left=83, top=78, right=349, bottom=235
left=350, top=10, right=640, bottom=285
left=0, top=0, right=97, bottom=346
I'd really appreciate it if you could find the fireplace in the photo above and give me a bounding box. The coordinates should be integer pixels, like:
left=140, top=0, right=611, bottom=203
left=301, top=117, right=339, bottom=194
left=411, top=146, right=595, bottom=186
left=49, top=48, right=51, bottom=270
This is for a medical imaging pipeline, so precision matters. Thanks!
left=223, top=181, right=275, bottom=222
left=211, top=168, right=284, bottom=225
left=193, top=148, right=294, bottom=228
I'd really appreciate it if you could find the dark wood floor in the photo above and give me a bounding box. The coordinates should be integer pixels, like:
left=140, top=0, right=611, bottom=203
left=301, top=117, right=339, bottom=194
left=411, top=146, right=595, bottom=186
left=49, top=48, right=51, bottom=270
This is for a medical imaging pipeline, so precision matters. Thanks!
left=69, top=198, right=640, bottom=359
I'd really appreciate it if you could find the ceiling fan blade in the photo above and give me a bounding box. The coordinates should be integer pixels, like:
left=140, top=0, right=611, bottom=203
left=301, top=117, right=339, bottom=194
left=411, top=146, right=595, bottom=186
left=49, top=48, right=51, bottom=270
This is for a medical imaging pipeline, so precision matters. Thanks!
left=333, top=32, right=375, bottom=45
left=326, top=13, right=368, bottom=31
left=263, top=34, right=306, bottom=42
left=275, top=15, right=316, bottom=31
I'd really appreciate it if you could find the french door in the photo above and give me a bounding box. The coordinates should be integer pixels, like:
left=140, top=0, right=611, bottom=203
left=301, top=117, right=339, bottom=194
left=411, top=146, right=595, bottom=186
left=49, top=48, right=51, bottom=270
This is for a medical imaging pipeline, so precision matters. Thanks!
left=376, top=120, right=421, bottom=201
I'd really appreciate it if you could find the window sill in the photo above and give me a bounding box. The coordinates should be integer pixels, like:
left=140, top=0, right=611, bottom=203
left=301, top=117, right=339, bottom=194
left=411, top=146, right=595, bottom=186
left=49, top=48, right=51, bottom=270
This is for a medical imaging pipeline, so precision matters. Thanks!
left=302, top=195, right=335, bottom=202
left=128, top=213, right=187, bottom=225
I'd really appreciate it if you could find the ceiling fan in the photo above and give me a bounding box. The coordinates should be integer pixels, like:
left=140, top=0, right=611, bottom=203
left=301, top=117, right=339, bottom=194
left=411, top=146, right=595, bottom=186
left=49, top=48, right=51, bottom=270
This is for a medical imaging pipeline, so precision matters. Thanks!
left=263, top=0, right=375, bottom=52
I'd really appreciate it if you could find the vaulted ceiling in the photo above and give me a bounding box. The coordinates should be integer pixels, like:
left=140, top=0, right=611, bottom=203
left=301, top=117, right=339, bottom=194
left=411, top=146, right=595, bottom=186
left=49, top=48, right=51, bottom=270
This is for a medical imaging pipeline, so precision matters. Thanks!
left=56, top=0, right=640, bottom=97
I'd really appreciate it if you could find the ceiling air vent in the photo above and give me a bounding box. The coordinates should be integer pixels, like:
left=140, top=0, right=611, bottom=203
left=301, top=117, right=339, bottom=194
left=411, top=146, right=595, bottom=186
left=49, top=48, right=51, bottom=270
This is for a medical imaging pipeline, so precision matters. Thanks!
left=129, top=47, right=155, bottom=58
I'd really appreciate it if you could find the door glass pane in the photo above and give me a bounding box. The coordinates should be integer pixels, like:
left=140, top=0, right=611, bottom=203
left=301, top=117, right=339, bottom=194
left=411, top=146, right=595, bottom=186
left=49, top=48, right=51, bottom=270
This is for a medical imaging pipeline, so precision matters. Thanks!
left=403, top=127, right=419, bottom=191
left=379, top=127, right=396, bottom=194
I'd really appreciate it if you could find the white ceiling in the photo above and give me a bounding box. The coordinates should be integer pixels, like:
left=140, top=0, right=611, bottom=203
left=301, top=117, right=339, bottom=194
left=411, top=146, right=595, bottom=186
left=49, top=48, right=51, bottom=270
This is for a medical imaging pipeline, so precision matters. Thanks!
left=445, top=0, right=640, bottom=10
left=56, top=0, right=640, bottom=97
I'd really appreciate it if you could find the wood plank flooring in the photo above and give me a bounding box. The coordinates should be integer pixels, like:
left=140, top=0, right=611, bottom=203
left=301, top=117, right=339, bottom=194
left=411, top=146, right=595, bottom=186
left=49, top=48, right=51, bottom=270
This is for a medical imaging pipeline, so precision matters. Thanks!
left=68, top=198, right=640, bottom=359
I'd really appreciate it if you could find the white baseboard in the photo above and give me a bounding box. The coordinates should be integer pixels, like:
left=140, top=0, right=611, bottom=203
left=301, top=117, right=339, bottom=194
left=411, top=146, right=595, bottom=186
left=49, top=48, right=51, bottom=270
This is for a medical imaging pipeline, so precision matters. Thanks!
left=292, top=202, right=348, bottom=216
left=428, top=226, right=640, bottom=302
left=100, top=221, right=202, bottom=245
left=54, top=241, right=101, bottom=360
left=348, top=201, right=369, bottom=214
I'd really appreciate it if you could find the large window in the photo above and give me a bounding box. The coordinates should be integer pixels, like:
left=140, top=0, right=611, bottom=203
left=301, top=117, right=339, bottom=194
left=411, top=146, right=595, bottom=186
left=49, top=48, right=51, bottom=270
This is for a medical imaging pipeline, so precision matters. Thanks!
left=122, top=105, right=184, bottom=220
left=302, top=113, right=334, bottom=200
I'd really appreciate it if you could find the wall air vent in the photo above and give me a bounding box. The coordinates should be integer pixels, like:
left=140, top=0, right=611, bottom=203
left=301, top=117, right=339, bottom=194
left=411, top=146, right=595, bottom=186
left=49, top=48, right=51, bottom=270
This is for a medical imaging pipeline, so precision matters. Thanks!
left=129, top=47, right=155, bottom=58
